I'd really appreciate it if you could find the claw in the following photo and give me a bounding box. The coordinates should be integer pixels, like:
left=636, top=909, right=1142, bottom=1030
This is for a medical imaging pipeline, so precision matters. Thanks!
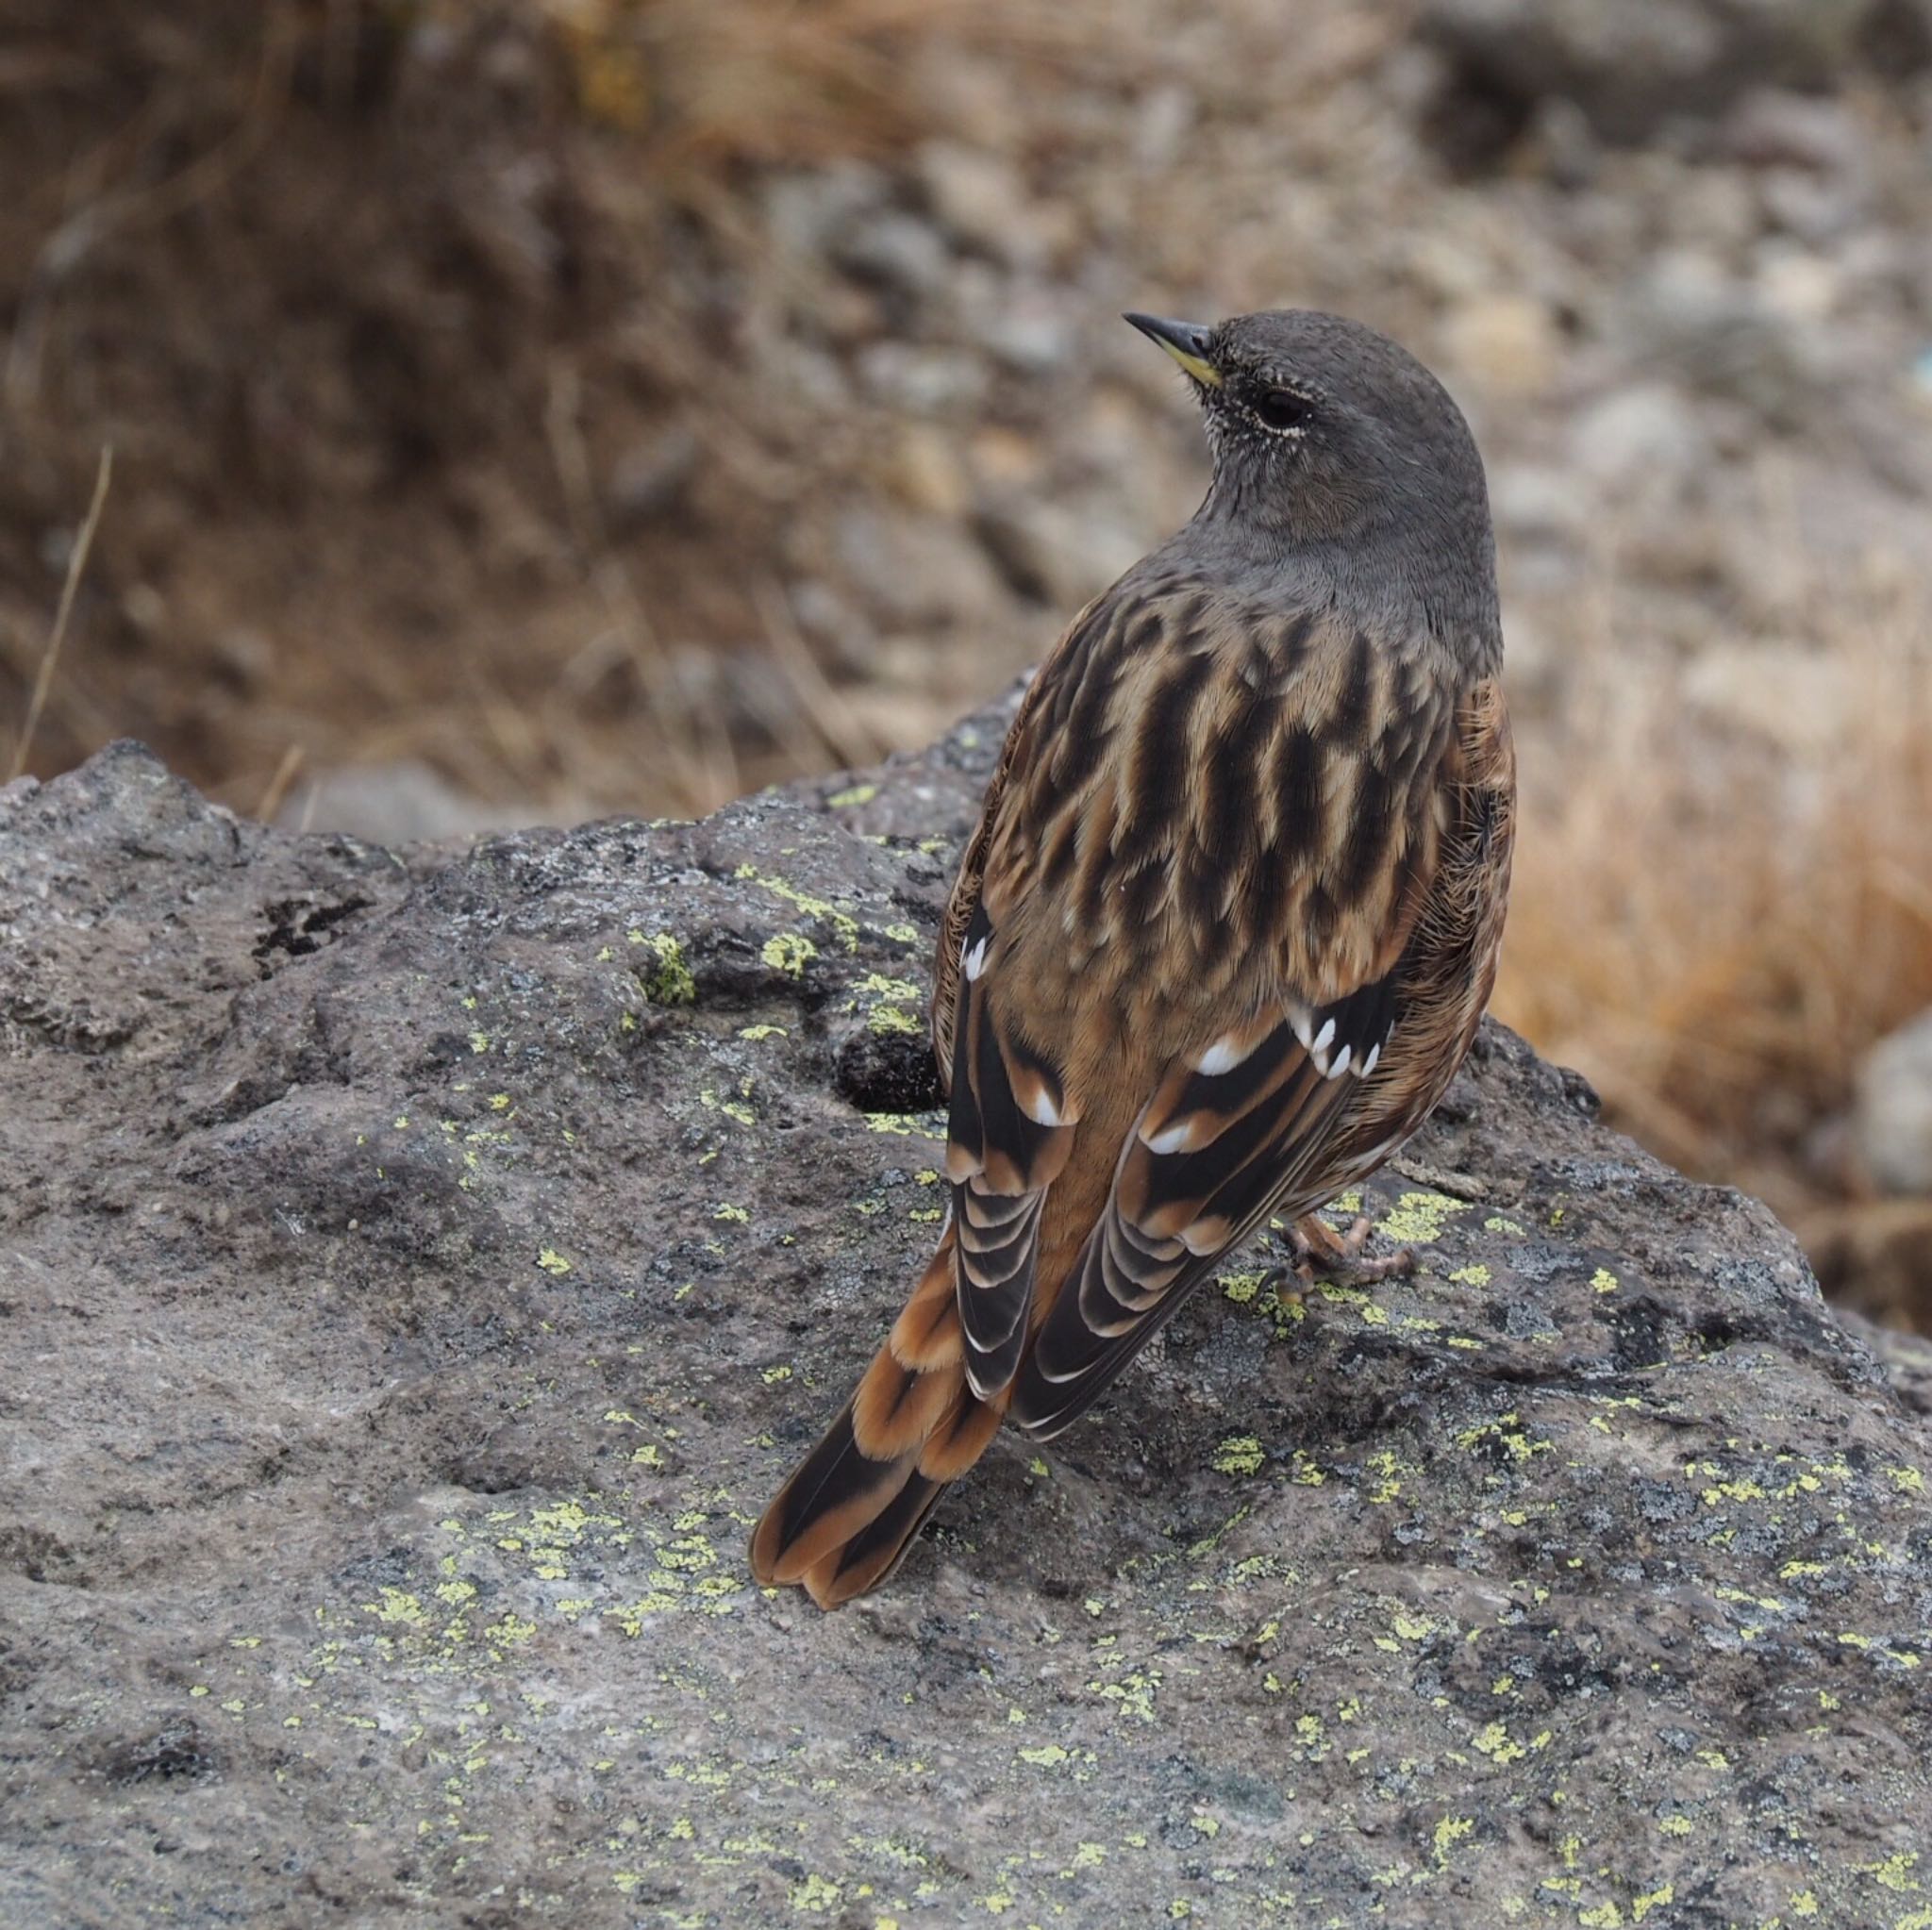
left=1284, top=1210, right=1415, bottom=1287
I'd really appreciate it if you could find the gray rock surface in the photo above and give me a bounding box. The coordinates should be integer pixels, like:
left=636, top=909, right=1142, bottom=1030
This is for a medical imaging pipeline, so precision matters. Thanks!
left=4, top=710, right=1932, bottom=1929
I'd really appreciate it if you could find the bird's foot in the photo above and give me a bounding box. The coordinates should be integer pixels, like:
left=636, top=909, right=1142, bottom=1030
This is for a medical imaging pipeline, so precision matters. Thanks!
left=1276, top=1211, right=1416, bottom=1289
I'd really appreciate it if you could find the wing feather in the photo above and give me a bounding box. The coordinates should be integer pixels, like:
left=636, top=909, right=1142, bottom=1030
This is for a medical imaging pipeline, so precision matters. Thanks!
left=1013, top=977, right=1399, bottom=1439
left=943, top=901, right=1079, bottom=1399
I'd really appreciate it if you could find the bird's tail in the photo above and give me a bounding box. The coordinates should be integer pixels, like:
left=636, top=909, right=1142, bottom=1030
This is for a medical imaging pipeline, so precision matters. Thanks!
left=749, top=1225, right=1005, bottom=1607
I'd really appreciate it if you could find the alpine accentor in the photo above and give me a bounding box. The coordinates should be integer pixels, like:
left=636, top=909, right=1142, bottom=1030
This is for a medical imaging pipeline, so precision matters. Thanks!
left=751, top=308, right=1515, bottom=1606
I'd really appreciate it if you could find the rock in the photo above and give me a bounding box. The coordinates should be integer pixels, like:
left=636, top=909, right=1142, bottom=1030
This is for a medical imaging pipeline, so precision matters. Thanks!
left=4, top=722, right=1932, bottom=1927
left=883, top=422, right=973, bottom=518
left=915, top=141, right=1036, bottom=265
left=1680, top=641, right=1857, bottom=752
left=974, top=290, right=1077, bottom=375
left=1621, top=255, right=1830, bottom=423
left=832, top=502, right=1008, bottom=628
left=1438, top=292, right=1563, bottom=399
left=1567, top=380, right=1707, bottom=492
left=853, top=340, right=990, bottom=413
left=606, top=424, right=700, bottom=530
left=1720, top=87, right=1873, bottom=178
left=829, top=210, right=953, bottom=302
left=1422, top=0, right=1883, bottom=149
left=1487, top=460, right=1590, bottom=541
left=761, top=160, right=891, bottom=258
left=974, top=496, right=1148, bottom=609
left=1856, top=1008, right=1932, bottom=1196
left=277, top=760, right=524, bottom=846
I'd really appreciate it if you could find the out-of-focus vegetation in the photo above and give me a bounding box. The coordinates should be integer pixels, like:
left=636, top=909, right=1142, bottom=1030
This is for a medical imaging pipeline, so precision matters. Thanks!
left=5, top=0, right=1931, bottom=1323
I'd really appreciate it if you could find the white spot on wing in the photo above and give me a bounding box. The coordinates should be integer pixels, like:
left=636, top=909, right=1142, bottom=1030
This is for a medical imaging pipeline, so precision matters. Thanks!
left=1024, top=1088, right=1063, bottom=1127
left=1195, top=1035, right=1247, bottom=1075
left=1143, top=1119, right=1196, bottom=1156
left=1325, top=1043, right=1353, bottom=1080
left=1360, top=1043, right=1380, bottom=1078
left=962, top=936, right=990, bottom=981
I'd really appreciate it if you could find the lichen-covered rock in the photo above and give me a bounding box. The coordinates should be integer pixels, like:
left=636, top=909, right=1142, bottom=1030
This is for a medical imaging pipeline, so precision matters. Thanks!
left=3, top=712, right=1930, bottom=1929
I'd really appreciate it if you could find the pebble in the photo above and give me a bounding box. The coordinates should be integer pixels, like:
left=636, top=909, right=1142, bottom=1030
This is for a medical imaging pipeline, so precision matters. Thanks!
left=1567, top=381, right=1706, bottom=491
left=833, top=504, right=1009, bottom=628
left=608, top=426, right=698, bottom=531
left=831, top=212, right=954, bottom=301
left=916, top=141, right=1033, bottom=264
left=1440, top=292, right=1563, bottom=398
left=976, top=499, right=1146, bottom=610
left=281, top=762, right=517, bottom=844
left=855, top=342, right=989, bottom=415
left=1856, top=1010, right=1932, bottom=1198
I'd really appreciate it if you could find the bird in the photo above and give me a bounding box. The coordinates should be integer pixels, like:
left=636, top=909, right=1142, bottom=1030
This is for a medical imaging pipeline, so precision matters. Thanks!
left=750, top=308, right=1515, bottom=1608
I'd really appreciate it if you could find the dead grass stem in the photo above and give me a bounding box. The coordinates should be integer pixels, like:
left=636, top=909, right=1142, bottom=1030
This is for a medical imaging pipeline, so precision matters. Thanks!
left=8, top=444, right=111, bottom=785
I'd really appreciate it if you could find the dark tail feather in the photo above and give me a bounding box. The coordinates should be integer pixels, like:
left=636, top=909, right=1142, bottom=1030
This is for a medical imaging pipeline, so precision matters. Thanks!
left=799, top=1469, right=947, bottom=1606
left=748, top=1401, right=913, bottom=1591
left=749, top=1231, right=1008, bottom=1607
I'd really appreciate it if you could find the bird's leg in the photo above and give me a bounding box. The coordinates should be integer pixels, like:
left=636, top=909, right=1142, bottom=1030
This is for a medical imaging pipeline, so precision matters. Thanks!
left=1277, top=1211, right=1416, bottom=1289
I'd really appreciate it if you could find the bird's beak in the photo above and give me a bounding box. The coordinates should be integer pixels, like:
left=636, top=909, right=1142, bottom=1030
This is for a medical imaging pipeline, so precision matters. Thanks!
left=1124, top=312, right=1222, bottom=389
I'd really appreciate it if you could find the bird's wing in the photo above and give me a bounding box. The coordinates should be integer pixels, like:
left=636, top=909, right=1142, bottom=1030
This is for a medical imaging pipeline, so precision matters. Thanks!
left=941, top=893, right=1080, bottom=1398
left=1309, top=673, right=1515, bottom=1198
left=1008, top=985, right=1401, bottom=1439
left=928, top=579, right=1222, bottom=1399
left=998, top=618, right=1503, bottom=1440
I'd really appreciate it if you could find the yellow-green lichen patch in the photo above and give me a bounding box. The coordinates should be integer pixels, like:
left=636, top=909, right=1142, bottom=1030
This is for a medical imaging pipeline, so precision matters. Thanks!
left=1379, top=1190, right=1472, bottom=1245
left=739, top=1023, right=789, bottom=1040
left=1861, top=1851, right=1920, bottom=1893
left=1448, top=1263, right=1491, bottom=1287
left=862, top=1113, right=945, bottom=1140
left=880, top=922, right=920, bottom=945
left=629, top=930, right=696, bottom=1006
left=790, top=1871, right=842, bottom=1911
left=536, top=1248, right=572, bottom=1274
left=1471, top=1721, right=1531, bottom=1766
left=1211, top=1436, right=1265, bottom=1476
left=1086, top=1660, right=1161, bottom=1722
left=854, top=973, right=923, bottom=1003
left=762, top=933, right=817, bottom=977
left=869, top=1006, right=924, bottom=1037
left=736, top=864, right=861, bottom=952
left=1591, top=1268, right=1620, bottom=1295
left=1364, top=1450, right=1416, bottom=1505
left=825, top=782, right=878, bottom=808
left=1455, top=1413, right=1551, bottom=1464
left=698, top=1083, right=758, bottom=1128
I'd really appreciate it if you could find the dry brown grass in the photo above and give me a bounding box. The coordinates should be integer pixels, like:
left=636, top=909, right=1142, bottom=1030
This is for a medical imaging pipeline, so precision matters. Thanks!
left=1495, top=552, right=1932, bottom=1321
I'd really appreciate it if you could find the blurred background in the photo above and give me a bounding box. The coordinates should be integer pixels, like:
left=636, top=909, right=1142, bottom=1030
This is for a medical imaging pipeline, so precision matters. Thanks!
left=3, top=0, right=1931, bottom=1328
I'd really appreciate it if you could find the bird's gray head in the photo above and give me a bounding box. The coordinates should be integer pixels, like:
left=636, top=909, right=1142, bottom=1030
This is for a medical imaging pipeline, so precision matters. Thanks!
left=1126, top=308, right=1493, bottom=572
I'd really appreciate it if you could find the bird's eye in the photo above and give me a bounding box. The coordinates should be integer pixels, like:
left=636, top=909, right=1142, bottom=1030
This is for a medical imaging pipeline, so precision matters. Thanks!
left=1254, top=388, right=1312, bottom=431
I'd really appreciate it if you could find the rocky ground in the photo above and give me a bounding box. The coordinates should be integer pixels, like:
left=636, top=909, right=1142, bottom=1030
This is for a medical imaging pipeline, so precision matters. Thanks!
left=4, top=711, right=1931, bottom=1928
